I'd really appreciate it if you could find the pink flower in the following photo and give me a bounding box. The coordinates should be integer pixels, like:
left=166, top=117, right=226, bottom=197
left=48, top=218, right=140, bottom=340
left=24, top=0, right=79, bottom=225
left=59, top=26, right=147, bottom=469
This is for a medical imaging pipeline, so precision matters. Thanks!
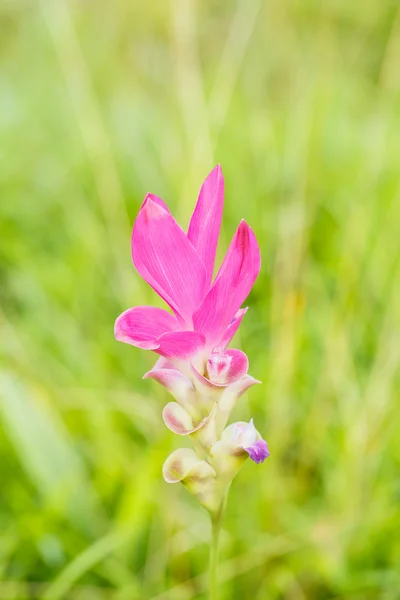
left=114, top=165, right=261, bottom=360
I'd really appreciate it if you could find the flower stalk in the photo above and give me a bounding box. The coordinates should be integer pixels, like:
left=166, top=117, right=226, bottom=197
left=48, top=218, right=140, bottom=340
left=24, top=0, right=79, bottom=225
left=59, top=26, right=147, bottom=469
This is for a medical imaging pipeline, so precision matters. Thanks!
left=210, top=507, right=223, bottom=600
left=209, top=487, right=229, bottom=600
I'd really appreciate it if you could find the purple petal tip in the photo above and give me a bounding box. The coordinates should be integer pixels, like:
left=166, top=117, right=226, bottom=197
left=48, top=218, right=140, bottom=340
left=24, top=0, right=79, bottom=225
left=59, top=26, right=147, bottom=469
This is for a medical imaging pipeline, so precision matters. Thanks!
left=246, top=440, right=270, bottom=464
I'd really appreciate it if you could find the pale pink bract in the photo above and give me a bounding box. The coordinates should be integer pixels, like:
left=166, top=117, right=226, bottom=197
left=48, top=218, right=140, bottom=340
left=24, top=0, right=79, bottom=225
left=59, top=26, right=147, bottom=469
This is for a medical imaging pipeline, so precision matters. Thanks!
left=114, top=165, right=261, bottom=360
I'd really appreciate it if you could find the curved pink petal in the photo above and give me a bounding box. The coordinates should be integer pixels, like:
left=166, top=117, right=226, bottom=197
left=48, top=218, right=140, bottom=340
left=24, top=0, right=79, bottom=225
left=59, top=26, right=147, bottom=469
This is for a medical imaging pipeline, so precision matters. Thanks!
left=143, top=367, right=194, bottom=394
left=150, top=356, right=176, bottom=370
left=163, top=402, right=218, bottom=450
left=217, top=308, right=248, bottom=350
left=188, top=165, right=224, bottom=287
left=143, top=367, right=200, bottom=418
left=114, top=306, right=179, bottom=349
left=191, top=349, right=249, bottom=388
left=157, top=331, right=205, bottom=360
left=191, top=363, right=224, bottom=391
left=207, top=349, right=249, bottom=385
left=131, top=197, right=207, bottom=324
left=162, top=402, right=195, bottom=435
left=193, top=221, right=261, bottom=348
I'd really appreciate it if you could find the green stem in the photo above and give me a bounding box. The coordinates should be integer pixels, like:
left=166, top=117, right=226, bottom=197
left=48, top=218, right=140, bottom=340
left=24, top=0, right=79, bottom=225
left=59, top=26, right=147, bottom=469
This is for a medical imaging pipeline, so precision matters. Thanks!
left=209, top=504, right=224, bottom=600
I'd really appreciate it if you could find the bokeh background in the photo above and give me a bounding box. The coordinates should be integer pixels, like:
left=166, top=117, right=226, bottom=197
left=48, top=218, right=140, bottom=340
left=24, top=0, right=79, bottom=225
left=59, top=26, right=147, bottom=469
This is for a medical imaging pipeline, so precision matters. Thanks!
left=1, top=0, right=400, bottom=598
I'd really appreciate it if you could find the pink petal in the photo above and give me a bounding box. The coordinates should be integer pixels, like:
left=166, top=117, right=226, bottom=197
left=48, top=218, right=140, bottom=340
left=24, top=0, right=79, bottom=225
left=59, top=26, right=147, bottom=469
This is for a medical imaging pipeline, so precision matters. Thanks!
left=131, top=197, right=207, bottom=324
left=191, top=363, right=224, bottom=391
left=163, top=401, right=218, bottom=450
left=157, top=331, right=205, bottom=359
left=217, top=308, right=248, bottom=350
left=143, top=367, right=200, bottom=418
left=162, top=402, right=195, bottom=435
left=193, top=221, right=261, bottom=348
left=207, top=349, right=249, bottom=385
left=188, top=165, right=224, bottom=287
left=150, top=356, right=176, bottom=370
left=143, top=367, right=194, bottom=394
left=191, top=349, right=249, bottom=389
left=114, top=306, right=179, bottom=349
left=190, top=365, right=225, bottom=423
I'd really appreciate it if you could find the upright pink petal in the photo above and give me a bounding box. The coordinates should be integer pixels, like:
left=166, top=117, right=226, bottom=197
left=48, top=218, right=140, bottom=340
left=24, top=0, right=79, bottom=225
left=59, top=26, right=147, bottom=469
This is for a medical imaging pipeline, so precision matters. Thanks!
left=187, top=165, right=224, bottom=287
left=114, top=306, right=179, bottom=349
left=132, top=197, right=207, bottom=324
left=157, top=331, right=205, bottom=360
left=193, top=221, right=260, bottom=348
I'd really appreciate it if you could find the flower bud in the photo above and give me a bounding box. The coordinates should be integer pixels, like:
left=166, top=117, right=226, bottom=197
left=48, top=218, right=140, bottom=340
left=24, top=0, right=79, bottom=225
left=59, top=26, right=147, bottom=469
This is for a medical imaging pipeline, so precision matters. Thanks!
left=223, top=419, right=270, bottom=464
left=210, top=419, right=269, bottom=485
left=163, top=448, right=219, bottom=513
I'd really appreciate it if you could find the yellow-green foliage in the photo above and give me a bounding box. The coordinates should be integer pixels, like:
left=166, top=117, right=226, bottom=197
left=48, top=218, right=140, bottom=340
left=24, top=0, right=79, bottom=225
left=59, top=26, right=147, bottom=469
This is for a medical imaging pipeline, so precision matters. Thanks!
left=1, top=1, right=399, bottom=598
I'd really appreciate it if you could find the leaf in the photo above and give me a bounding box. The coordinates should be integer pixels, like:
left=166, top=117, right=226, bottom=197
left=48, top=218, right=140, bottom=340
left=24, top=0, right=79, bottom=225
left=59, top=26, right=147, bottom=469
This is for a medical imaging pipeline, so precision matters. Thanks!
left=0, top=373, right=102, bottom=534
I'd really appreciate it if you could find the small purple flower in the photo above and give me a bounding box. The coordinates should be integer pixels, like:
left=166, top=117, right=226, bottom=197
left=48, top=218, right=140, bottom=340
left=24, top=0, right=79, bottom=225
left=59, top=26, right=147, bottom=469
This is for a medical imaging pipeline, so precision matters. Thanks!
left=228, top=419, right=270, bottom=464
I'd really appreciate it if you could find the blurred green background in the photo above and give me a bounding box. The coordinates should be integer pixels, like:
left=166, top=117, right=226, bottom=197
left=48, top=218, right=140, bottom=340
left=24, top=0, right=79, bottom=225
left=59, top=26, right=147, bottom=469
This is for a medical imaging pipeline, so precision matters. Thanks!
left=1, top=0, right=400, bottom=598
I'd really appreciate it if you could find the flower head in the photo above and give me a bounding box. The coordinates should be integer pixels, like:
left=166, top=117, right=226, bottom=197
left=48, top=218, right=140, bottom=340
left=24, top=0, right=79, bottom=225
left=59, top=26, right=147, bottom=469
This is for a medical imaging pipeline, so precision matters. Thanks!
left=114, top=165, right=260, bottom=360
left=114, top=166, right=268, bottom=516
